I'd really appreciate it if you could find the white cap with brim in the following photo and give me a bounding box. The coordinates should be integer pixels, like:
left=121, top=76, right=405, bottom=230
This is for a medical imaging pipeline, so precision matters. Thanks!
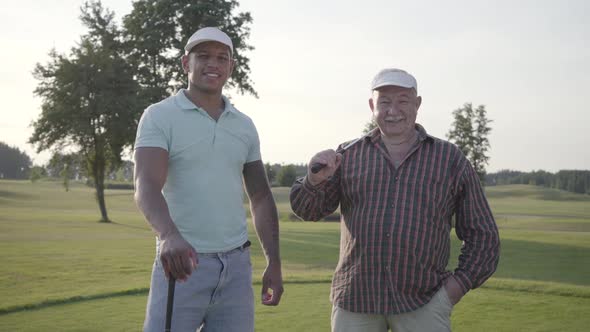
left=184, top=27, right=233, bottom=55
left=371, top=68, right=417, bottom=92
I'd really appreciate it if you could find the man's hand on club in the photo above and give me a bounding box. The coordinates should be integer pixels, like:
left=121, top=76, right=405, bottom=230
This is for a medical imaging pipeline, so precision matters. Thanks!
left=307, top=150, right=342, bottom=186
left=159, top=230, right=198, bottom=282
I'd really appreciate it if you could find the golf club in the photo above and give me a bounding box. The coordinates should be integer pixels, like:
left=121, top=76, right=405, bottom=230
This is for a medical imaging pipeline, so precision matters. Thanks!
left=310, top=136, right=365, bottom=174
left=165, top=276, right=176, bottom=332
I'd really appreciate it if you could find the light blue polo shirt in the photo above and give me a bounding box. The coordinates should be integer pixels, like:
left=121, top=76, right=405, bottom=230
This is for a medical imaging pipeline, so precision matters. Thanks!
left=135, top=89, right=261, bottom=253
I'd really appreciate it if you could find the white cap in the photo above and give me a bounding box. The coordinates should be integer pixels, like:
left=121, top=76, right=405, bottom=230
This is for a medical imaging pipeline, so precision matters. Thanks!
left=184, top=27, right=233, bottom=55
left=371, top=68, right=417, bottom=92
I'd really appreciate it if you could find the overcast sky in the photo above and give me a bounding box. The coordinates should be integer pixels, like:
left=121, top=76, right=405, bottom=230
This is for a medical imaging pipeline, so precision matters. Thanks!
left=1, top=0, right=588, bottom=172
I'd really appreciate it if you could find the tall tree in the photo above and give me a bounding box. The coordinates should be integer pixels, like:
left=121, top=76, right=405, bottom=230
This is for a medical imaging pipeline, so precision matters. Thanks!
left=447, top=103, right=474, bottom=158
left=471, top=105, right=492, bottom=180
left=122, top=0, right=257, bottom=109
left=0, top=142, right=32, bottom=179
left=447, top=103, right=492, bottom=182
left=29, top=1, right=139, bottom=222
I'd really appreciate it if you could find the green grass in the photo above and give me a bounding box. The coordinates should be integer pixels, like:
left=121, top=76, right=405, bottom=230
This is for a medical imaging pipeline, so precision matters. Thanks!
left=0, top=181, right=589, bottom=331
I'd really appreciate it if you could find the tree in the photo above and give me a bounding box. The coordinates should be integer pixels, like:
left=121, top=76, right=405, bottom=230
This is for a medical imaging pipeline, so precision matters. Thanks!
left=447, top=103, right=492, bottom=182
left=447, top=104, right=474, bottom=158
left=29, top=1, right=140, bottom=222
left=277, top=164, right=297, bottom=187
left=0, top=142, right=32, bottom=179
left=48, top=152, right=84, bottom=191
left=29, top=166, right=46, bottom=183
left=471, top=105, right=492, bottom=180
left=122, top=0, right=257, bottom=110
left=362, top=120, right=377, bottom=134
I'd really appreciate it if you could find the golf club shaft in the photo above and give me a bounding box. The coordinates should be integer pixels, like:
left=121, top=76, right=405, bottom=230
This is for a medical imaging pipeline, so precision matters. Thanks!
left=165, top=277, right=176, bottom=332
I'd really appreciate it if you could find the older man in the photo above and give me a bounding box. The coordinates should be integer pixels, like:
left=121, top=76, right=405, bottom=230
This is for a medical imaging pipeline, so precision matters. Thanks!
left=290, top=68, right=499, bottom=332
left=134, top=27, right=283, bottom=332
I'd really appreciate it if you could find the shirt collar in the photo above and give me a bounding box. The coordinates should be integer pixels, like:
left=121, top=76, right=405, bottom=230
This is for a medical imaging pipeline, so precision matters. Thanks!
left=174, top=89, right=236, bottom=114
left=415, top=123, right=435, bottom=142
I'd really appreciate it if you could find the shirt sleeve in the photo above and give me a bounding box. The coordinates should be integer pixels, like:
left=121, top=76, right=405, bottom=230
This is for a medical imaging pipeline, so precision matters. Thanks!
left=453, top=161, right=501, bottom=294
left=134, top=108, right=169, bottom=151
left=289, top=170, right=341, bottom=221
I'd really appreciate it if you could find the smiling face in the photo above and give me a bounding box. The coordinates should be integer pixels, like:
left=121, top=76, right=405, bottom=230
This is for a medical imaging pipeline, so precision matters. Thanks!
left=369, top=85, right=422, bottom=140
left=181, top=41, right=234, bottom=95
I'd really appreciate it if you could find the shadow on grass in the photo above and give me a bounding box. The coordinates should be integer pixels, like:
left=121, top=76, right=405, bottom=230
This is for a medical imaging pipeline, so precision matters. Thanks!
left=537, top=190, right=590, bottom=201
left=0, top=190, right=35, bottom=201
left=0, top=288, right=149, bottom=316
left=496, top=218, right=590, bottom=232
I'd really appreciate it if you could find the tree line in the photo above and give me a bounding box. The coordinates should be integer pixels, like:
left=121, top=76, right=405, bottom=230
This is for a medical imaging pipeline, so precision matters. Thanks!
left=5, top=142, right=589, bottom=197
left=486, top=169, right=590, bottom=195
left=13, top=1, right=578, bottom=222
left=0, top=142, right=32, bottom=179
left=0, top=142, right=303, bottom=188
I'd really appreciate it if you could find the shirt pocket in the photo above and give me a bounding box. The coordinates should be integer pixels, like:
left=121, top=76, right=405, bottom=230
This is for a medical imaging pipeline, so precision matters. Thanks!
left=402, top=175, right=453, bottom=231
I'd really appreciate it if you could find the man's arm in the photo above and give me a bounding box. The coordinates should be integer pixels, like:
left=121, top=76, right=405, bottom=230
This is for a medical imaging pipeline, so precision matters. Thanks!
left=243, top=160, right=283, bottom=306
left=290, top=150, right=342, bottom=221
left=134, top=147, right=196, bottom=281
left=446, top=162, right=500, bottom=304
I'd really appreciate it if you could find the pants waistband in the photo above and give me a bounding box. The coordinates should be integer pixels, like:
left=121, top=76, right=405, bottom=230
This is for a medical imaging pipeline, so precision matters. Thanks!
left=199, top=240, right=251, bottom=257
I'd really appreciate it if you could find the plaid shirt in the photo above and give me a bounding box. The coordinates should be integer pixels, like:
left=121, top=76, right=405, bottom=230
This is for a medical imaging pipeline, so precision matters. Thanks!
left=290, top=124, right=500, bottom=314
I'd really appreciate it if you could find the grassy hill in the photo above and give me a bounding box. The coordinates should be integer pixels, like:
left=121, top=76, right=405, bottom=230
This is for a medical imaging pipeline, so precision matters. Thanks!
left=0, top=180, right=588, bottom=331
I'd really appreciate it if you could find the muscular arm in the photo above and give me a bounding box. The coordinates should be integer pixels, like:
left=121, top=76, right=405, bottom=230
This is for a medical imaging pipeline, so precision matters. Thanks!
left=243, top=160, right=283, bottom=305
left=134, top=147, right=196, bottom=281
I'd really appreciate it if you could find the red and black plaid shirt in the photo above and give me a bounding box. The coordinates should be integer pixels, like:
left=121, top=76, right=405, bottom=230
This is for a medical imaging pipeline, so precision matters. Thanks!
left=290, top=124, right=500, bottom=314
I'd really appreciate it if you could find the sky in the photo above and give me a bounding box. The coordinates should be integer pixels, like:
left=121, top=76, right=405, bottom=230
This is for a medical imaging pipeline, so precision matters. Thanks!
left=1, top=0, right=589, bottom=173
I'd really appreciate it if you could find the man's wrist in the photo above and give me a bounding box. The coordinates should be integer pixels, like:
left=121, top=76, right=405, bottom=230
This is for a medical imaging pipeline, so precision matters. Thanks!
left=265, top=252, right=281, bottom=265
left=159, top=225, right=180, bottom=240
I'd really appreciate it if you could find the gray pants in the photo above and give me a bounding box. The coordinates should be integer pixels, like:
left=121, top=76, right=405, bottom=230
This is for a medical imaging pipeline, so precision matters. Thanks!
left=331, top=287, right=453, bottom=332
left=143, top=246, right=254, bottom=332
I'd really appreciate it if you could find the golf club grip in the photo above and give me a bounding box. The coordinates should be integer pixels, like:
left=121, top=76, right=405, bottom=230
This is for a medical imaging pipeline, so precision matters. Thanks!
left=310, top=162, right=326, bottom=174
left=165, top=277, right=176, bottom=332
left=309, top=137, right=363, bottom=174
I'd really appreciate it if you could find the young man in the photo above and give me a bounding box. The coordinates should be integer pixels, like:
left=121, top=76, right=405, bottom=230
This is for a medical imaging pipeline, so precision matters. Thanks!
left=290, top=68, right=500, bottom=332
left=135, top=27, right=283, bottom=332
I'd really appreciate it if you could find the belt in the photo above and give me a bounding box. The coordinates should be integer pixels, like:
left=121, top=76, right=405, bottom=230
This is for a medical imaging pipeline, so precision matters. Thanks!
left=199, top=240, right=251, bottom=257
left=238, top=240, right=251, bottom=250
